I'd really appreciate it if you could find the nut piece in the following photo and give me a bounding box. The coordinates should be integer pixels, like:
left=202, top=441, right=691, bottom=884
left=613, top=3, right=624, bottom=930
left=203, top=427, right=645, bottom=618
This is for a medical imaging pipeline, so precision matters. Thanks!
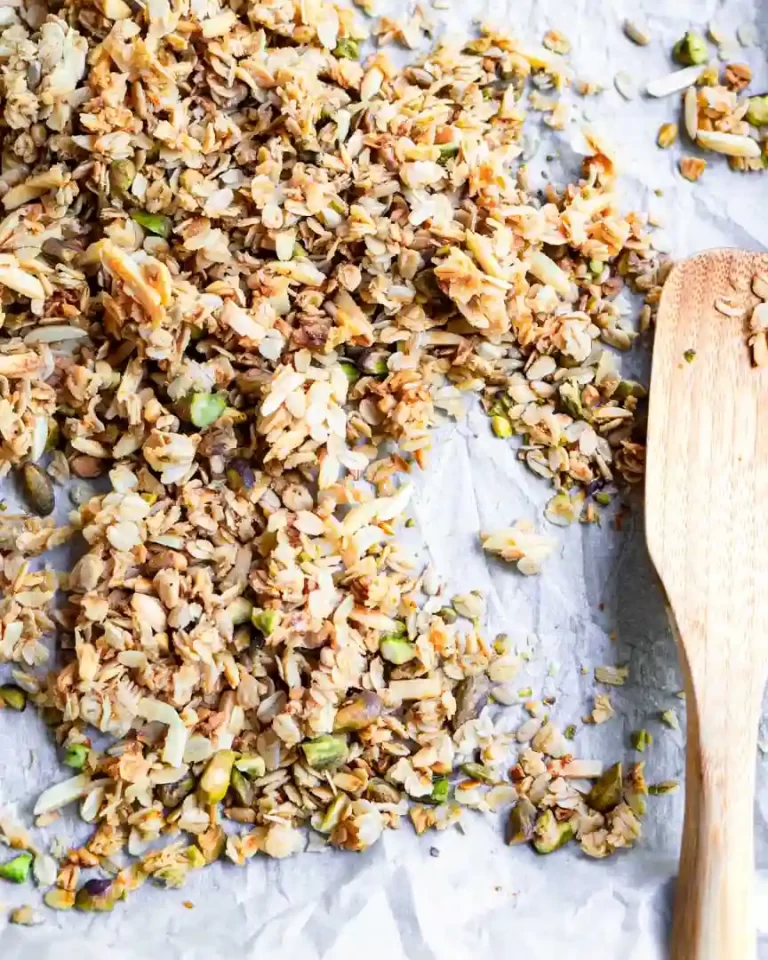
left=198, top=750, right=236, bottom=805
left=0, top=684, right=27, bottom=711
left=20, top=462, right=55, bottom=516
left=62, top=744, right=89, bottom=769
left=623, top=19, right=651, bottom=45
left=672, top=31, right=709, bottom=66
left=684, top=86, right=699, bottom=140
left=656, top=123, right=678, bottom=149
left=157, top=774, right=196, bottom=808
left=301, top=734, right=349, bottom=770
left=74, top=878, right=115, bottom=912
left=746, top=96, right=768, bottom=127
left=507, top=796, right=537, bottom=844
left=0, top=852, right=33, bottom=883
left=379, top=635, right=417, bottom=664
left=491, top=415, right=512, bottom=438
left=679, top=157, right=707, bottom=182
left=189, top=392, right=228, bottom=428
left=533, top=810, right=574, bottom=854
left=452, top=673, right=491, bottom=730
left=334, top=691, right=383, bottom=732
left=696, top=130, right=761, bottom=158
left=234, top=754, right=266, bottom=780
left=130, top=210, right=172, bottom=238
left=586, top=761, right=623, bottom=812
left=723, top=62, right=751, bottom=91
left=429, top=776, right=450, bottom=804
left=630, top=729, right=653, bottom=752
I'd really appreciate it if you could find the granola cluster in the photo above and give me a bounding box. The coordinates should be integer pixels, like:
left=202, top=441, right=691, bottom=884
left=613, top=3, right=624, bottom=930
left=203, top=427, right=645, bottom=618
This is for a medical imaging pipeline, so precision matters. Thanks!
left=0, top=0, right=664, bottom=914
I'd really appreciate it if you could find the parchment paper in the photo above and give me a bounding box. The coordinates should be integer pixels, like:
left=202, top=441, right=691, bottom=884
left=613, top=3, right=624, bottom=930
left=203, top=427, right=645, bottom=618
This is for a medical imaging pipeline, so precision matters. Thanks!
left=1, top=0, right=768, bottom=956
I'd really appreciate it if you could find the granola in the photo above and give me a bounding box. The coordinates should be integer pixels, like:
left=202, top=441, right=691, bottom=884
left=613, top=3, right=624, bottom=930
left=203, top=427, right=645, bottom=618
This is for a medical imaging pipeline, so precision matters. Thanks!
left=0, top=0, right=666, bottom=915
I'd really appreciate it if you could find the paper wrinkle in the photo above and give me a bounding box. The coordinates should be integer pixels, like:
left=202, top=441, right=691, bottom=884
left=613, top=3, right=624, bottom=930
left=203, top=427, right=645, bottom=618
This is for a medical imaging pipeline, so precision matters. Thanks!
left=2, top=0, right=768, bottom=957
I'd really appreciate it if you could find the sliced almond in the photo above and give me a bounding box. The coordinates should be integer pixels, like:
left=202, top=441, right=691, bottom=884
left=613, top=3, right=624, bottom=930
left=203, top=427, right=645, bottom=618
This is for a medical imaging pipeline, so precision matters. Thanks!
left=646, top=65, right=703, bottom=98
left=0, top=262, right=45, bottom=300
left=696, top=129, right=761, bottom=157
left=684, top=86, right=699, bottom=140
left=623, top=19, right=650, bottom=45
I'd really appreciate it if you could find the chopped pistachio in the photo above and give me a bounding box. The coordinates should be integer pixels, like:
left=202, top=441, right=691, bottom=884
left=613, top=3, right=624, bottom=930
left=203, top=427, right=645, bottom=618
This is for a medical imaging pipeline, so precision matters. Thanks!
left=438, top=143, right=460, bottom=164
left=316, top=794, right=350, bottom=833
left=189, top=392, right=227, bottom=428
left=63, top=743, right=89, bottom=770
left=333, top=37, right=360, bottom=59
left=517, top=687, right=533, bottom=698
left=358, top=349, right=389, bottom=376
left=252, top=608, right=279, bottom=636
left=747, top=96, right=768, bottom=127
left=491, top=415, right=512, bottom=438
left=631, top=729, right=653, bottom=752
left=198, top=749, right=236, bottom=805
left=429, top=776, right=450, bottom=804
left=438, top=606, right=458, bottom=623
left=0, top=852, right=32, bottom=883
left=109, top=159, right=136, bottom=200
left=660, top=709, right=680, bottom=729
left=339, top=360, right=360, bottom=384
left=130, top=210, right=172, bottom=238
left=0, top=684, right=27, bottom=711
left=587, top=761, right=623, bottom=812
left=648, top=780, right=680, bottom=795
left=452, top=674, right=491, bottom=730
left=684, top=349, right=696, bottom=363
left=595, top=492, right=613, bottom=506
left=157, top=775, right=196, bottom=809
left=185, top=845, right=207, bottom=869
left=595, top=665, right=629, bottom=686
left=301, top=734, right=349, bottom=770
left=563, top=724, right=577, bottom=740
left=507, top=796, right=536, bottom=845
left=672, top=31, right=708, bottom=66
left=234, top=754, right=266, bottom=780
left=334, top=691, right=383, bottom=732
left=379, top=635, right=417, bottom=664
left=197, top=825, right=226, bottom=863
left=533, top=810, right=574, bottom=854
left=461, top=762, right=497, bottom=784
left=229, top=768, right=253, bottom=806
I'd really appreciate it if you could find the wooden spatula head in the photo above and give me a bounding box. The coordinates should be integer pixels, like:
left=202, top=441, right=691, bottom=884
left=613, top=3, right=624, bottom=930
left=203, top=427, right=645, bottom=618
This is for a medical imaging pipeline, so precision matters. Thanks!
left=646, top=248, right=768, bottom=960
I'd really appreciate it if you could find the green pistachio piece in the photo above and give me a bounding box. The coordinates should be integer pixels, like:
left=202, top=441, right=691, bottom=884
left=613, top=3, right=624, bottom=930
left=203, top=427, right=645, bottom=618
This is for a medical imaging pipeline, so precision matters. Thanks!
left=251, top=608, right=280, bottom=636
left=229, top=768, right=253, bottom=806
left=157, top=775, right=196, bottom=809
left=0, top=684, right=27, bottom=711
left=316, top=793, right=350, bottom=833
left=198, top=750, right=236, bottom=805
left=234, top=754, right=266, bottom=780
left=333, top=37, right=360, bottom=59
left=438, top=143, right=459, bottom=164
left=185, top=845, right=207, bottom=869
left=507, top=796, right=536, bottom=845
left=130, top=210, right=172, bottom=238
left=189, top=392, right=227, bottom=428
left=429, top=776, right=450, bottom=804
left=339, top=360, right=360, bottom=384
left=672, top=31, right=708, bottom=66
left=379, top=635, right=417, bottom=665
left=63, top=744, right=89, bottom=770
left=334, top=691, right=383, bottom=732
left=461, top=762, right=497, bottom=784
left=301, top=734, right=349, bottom=770
left=532, top=809, right=574, bottom=854
left=746, top=95, right=768, bottom=127
left=491, top=415, right=512, bottom=438
left=0, top=853, right=32, bottom=883
left=631, top=729, right=653, bottom=752
left=109, top=159, right=136, bottom=200
left=586, top=761, right=623, bottom=812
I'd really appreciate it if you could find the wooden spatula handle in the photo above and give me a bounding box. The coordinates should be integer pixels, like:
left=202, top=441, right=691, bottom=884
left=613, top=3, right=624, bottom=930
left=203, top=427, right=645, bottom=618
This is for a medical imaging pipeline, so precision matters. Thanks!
left=670, top=673, right=759, bottom=960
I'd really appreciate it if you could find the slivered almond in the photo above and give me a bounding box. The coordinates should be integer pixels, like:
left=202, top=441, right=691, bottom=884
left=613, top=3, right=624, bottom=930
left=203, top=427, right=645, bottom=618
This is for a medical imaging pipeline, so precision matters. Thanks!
left=684, top=86, right=699, bottom=140
left=0, top=262, right=45, bottom=300
left=696, top=130, right=761, bottom=157
left=646, top=65, right=703, bottom=98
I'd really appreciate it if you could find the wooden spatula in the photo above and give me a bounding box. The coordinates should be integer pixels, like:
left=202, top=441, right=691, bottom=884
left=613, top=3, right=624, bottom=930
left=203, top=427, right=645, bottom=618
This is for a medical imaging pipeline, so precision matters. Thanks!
left=646, top=248, right=768, bottom=960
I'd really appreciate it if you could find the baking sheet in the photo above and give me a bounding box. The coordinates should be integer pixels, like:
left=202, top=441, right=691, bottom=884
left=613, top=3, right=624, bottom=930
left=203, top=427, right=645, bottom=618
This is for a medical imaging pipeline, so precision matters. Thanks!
left=2, top=0, right=768, bottom=956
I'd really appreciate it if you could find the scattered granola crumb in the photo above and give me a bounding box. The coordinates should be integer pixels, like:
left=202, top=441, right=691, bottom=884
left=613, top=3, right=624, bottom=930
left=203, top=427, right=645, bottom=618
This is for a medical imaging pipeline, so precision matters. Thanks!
left=680, top=157, right=708, bottom=182
left=684, top=349, right=697, bottom=363
left=589, top=695, right=615, bottom=725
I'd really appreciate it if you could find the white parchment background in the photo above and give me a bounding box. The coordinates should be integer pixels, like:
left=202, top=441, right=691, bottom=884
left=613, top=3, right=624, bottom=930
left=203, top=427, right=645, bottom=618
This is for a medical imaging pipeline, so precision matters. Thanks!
left=2, top=0, right=768, bottom=956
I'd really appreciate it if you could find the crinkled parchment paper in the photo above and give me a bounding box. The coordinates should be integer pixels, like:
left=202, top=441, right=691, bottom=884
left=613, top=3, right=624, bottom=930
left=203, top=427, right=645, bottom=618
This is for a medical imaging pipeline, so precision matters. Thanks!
left=2, top=0, right=768, bottom=957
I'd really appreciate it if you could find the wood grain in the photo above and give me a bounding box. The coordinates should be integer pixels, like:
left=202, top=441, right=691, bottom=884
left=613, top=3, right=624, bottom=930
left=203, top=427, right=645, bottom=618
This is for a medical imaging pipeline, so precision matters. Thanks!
left=646, top=249, right=768, bottom=960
